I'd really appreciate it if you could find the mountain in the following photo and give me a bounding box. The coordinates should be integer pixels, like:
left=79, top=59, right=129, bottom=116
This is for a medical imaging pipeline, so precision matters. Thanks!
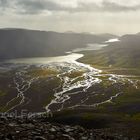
left=0, top=29, right=116, bottom=59
left=79, top=33, right=140, bottom=68
left=98, top=33, right=118, bottom=39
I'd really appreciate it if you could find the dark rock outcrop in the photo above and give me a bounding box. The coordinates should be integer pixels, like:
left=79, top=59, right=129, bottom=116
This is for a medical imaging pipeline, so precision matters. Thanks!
left=0, top=116, right=138, bottom=140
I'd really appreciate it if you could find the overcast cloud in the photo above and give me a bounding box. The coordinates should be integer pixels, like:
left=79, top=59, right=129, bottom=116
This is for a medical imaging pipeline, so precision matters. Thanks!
left=1, top=0, right=140, bottom=13
left=0, top=0, right=140, bottom=35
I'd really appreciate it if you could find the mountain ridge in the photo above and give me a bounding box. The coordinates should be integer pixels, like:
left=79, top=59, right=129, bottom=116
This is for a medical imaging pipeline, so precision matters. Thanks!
left=79, top=32, right=140, bottom=68
left=0, top=28, right=116, bottom=59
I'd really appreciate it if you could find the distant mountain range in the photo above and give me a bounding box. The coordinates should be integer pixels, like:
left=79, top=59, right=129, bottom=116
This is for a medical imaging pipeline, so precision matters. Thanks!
left=0, top=29, right=116, bottom=59
left=1, top=28, right=140, bottom=68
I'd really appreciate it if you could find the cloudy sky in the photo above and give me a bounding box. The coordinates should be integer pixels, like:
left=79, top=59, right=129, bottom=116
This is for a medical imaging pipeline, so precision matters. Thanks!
left=0, top=0, right=140, bottom=35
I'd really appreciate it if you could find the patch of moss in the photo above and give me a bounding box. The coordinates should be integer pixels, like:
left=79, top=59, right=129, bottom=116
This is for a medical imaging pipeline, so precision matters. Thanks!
left=43, top=96, right=55, bottom=106
left=64, top=70, right=84, bottom=79
left=0, top=90, right=6, bottom=97
left=0, top=97, right=22, bottom=112
left=28, top=69, right=59, bottom=77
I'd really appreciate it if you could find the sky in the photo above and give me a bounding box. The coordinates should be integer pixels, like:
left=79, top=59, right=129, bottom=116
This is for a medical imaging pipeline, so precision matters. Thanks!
left=0, top=0, right=140, bottom=35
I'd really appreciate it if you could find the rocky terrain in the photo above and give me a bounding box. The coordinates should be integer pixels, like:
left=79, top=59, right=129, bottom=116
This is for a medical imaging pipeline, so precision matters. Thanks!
left=0, top=115, right=138, bottom=140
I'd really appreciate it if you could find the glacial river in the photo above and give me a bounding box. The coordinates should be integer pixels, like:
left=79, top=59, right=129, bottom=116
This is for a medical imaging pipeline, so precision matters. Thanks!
left=1, top=38, right=136, bottom=113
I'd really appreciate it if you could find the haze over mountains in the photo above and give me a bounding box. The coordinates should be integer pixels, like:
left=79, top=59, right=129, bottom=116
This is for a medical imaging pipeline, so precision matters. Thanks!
left=0, top=29, right=116, bottom=59
left=0, top=28, right=140, bottom=68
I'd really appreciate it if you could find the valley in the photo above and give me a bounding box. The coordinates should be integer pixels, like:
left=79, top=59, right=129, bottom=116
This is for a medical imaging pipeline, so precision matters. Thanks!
left=0, top=31, right=140, bottom=138
left=0, top=50, right=140, bottom=117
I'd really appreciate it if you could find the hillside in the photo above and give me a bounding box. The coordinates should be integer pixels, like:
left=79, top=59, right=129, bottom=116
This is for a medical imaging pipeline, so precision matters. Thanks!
left=79, top=33, right=140, bottom=69
left=0, top=29, right=116, bottom=59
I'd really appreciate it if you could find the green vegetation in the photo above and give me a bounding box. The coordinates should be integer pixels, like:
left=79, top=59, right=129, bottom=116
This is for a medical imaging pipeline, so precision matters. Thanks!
left=78, top=37, right=140, bottom=69
left=0, top=97, right=22, bottom=112
left=48, top=76, right=140, bottom=135
left=79, top=50, right=140, bottom=70
left=43, top=96, right=55, bottom=107
left=64, top=70, right=84, bottom=78
left=0, top=90, right=6, bottom=97
left=28, top=68, right=59, bottom=77
left=71, top=76, right=85, bottom=84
